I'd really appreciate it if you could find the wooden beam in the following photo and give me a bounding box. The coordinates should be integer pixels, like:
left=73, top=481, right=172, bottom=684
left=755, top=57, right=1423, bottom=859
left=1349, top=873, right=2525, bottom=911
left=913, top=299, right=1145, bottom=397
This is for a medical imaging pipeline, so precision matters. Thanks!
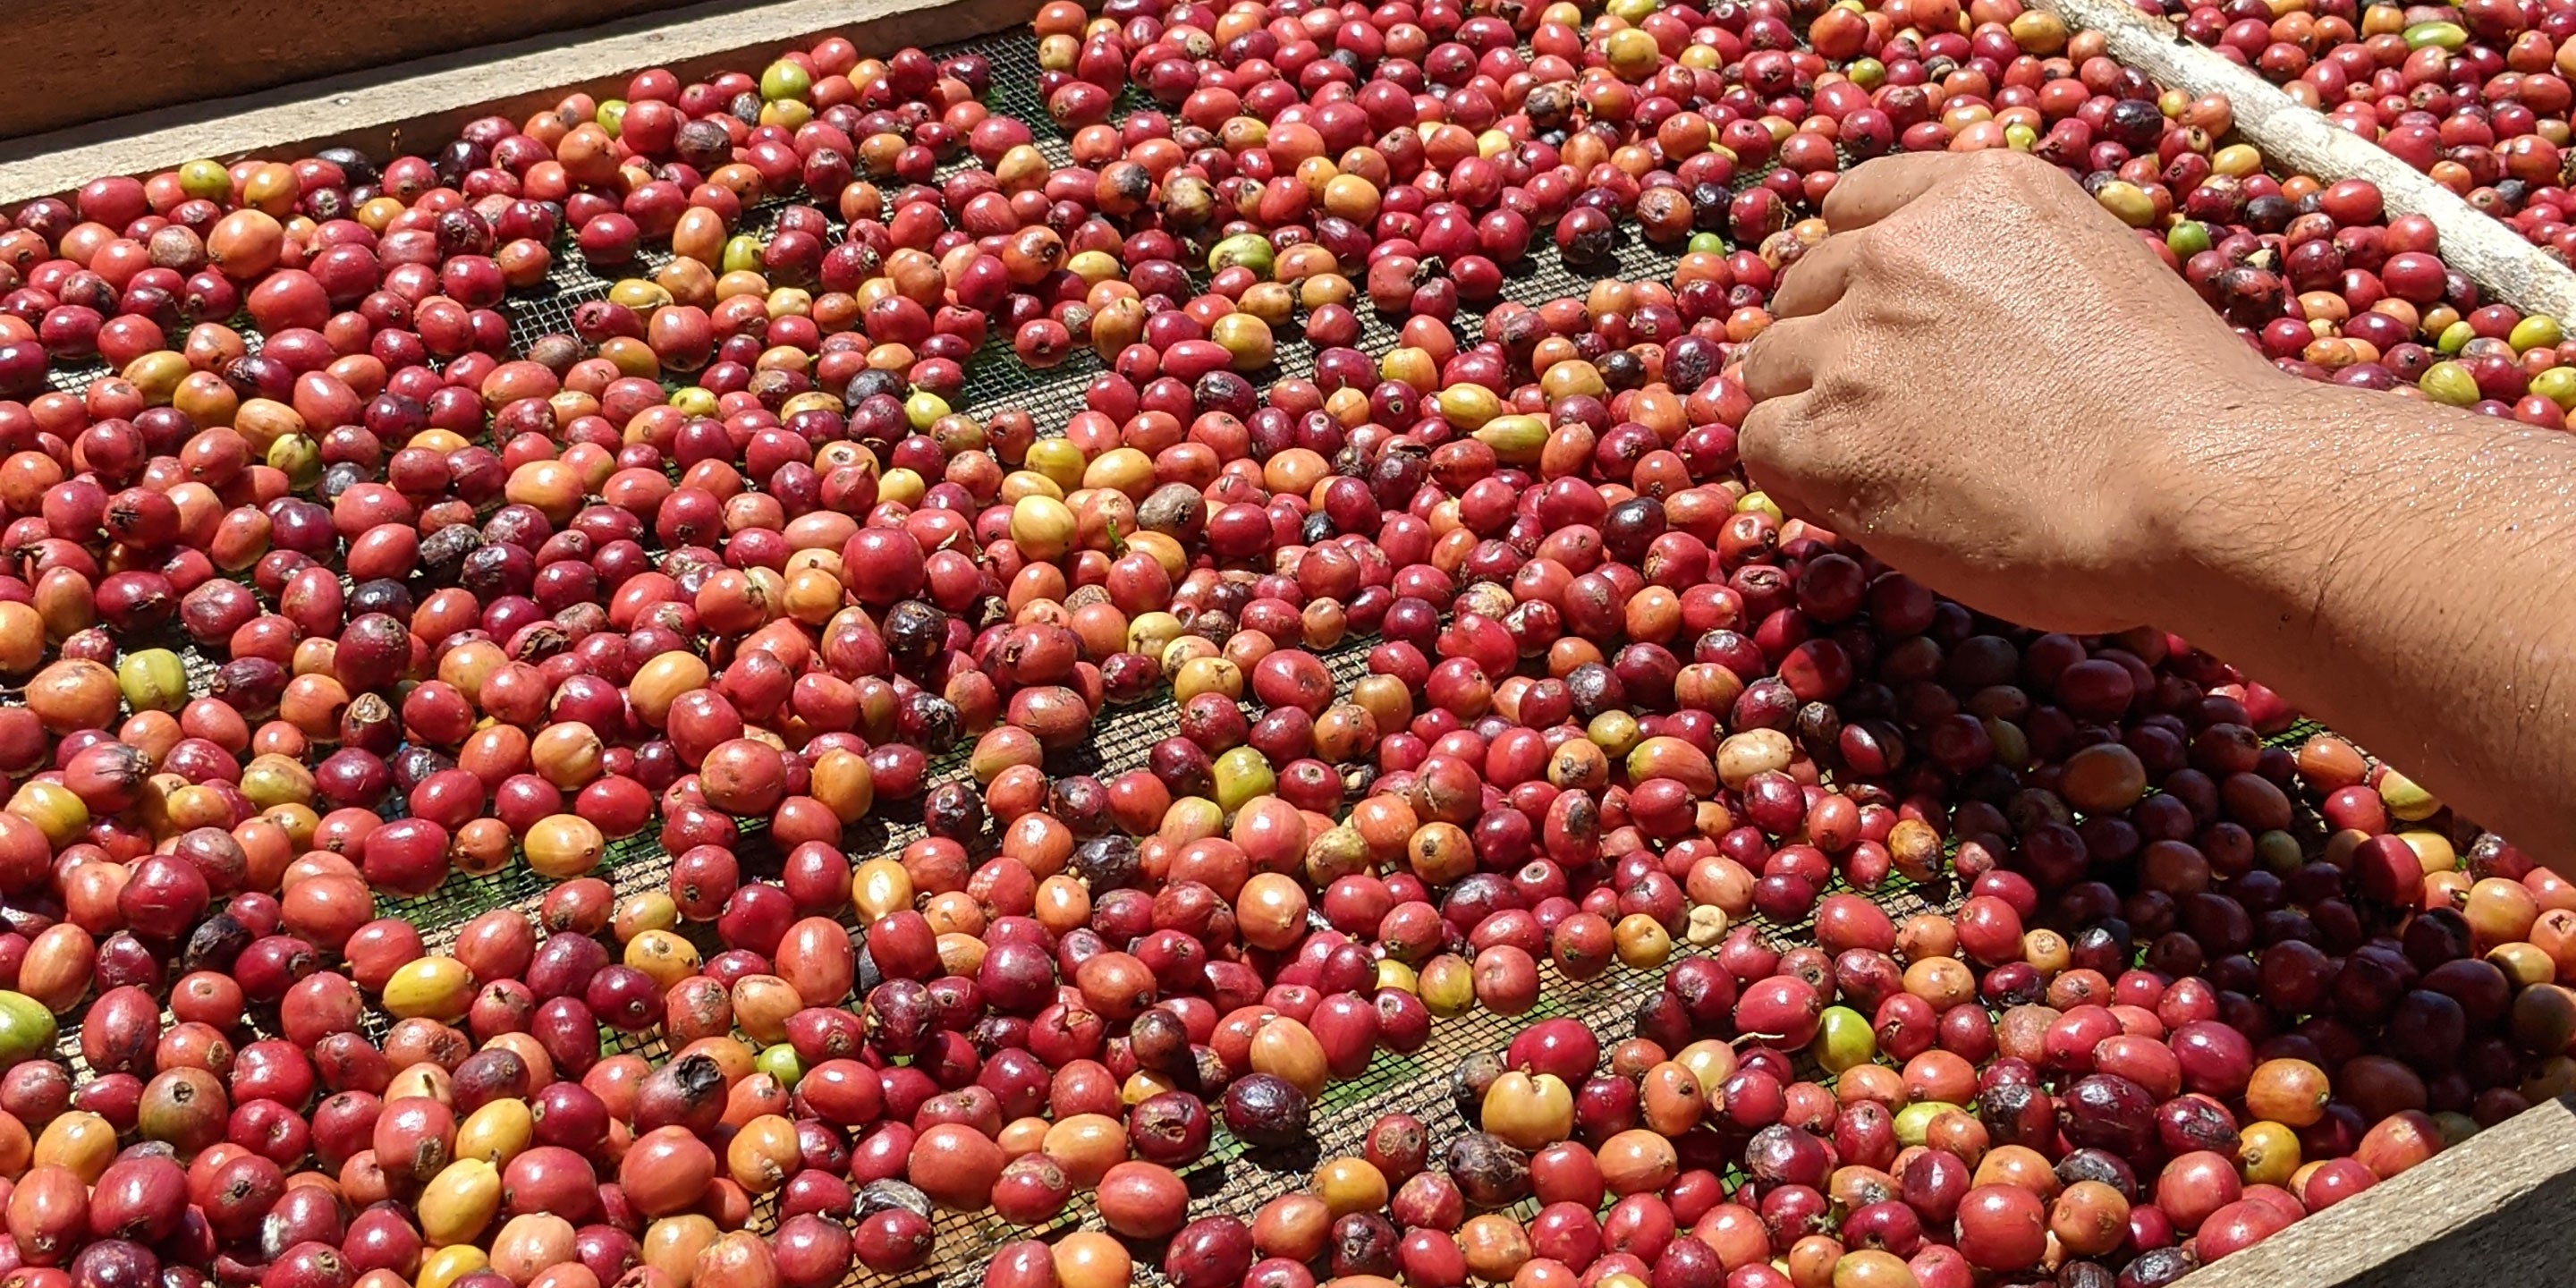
left=0, top=0, right=1039, bottom=207
left=0, top=0, right=706, bottom=143
left=2029, top=0, right=2576, bottom=321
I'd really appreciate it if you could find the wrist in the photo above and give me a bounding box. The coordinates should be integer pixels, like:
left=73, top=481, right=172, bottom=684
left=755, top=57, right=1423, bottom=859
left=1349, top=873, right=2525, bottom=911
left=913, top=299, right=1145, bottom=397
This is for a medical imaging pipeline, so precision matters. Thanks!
left=2132, top=369, right=2361, bottom=642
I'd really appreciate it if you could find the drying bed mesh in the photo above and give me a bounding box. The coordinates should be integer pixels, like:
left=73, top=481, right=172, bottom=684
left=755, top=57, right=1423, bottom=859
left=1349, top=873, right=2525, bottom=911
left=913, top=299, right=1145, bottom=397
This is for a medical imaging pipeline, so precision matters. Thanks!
left=24, top=21, right=2023, bottom=1288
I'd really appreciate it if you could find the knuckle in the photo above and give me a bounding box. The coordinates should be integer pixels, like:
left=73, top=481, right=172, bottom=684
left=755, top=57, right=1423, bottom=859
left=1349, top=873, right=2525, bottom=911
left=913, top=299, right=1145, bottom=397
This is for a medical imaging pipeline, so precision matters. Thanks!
left=1739, top=329, right=1775, bottom=370
left=1740, top=398, right=1794, bottom=446
left=1810, top=365, right=1867, bottom=416
left=1961, top=150, right=2051, bottom=202
left=1975, top=148, right=2046, bottom=177
left=1853, top=225, right=1923, bottom=275
left=1840, top=154, right=1897, bottom=185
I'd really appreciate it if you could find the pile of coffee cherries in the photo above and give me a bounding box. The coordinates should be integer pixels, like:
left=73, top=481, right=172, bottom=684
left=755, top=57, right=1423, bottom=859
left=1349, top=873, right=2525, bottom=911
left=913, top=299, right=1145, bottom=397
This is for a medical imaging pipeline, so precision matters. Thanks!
left=2156, top=0, right=2576, bottom=253
left=0, top=0, right=2566, bottom=1285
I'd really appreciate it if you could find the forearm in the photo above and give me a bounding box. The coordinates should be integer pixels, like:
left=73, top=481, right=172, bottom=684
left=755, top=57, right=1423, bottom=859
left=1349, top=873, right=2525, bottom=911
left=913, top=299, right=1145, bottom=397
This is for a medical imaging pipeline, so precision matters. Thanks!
left=2143, top=377, right=2576, bottom=865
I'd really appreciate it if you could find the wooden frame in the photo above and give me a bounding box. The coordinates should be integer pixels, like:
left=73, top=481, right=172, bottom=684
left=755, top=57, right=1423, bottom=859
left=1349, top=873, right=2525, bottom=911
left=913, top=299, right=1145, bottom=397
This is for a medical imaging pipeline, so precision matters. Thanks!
left=0, top=0, right=1038, bottom=205
left=0, top=0, right=709, bottom=143
left=4, top=0, right=2576, bottom=1283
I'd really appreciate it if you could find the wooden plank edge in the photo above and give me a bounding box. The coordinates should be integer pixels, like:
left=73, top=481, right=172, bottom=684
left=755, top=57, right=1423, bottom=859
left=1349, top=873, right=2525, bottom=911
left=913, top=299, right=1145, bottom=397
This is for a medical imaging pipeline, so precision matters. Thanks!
left=2173, top=1094, right=2576, bottom=1287
left=2028, top=0, right=2576, bottom=320
left=0, top=0, right=1042, bottom=207
left=0, top=0, right=709, bottom=145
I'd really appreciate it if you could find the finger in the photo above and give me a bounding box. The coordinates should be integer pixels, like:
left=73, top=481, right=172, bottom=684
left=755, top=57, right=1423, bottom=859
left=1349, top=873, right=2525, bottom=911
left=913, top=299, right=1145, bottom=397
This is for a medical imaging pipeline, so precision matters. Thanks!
left=1736, top=389, right=1832, bottom=521
left=1819, top=152, right=1969, bottom=233
left=1734, top=313, right=1832, bottom=403
left=1768, top=233, right=1863, bottom=319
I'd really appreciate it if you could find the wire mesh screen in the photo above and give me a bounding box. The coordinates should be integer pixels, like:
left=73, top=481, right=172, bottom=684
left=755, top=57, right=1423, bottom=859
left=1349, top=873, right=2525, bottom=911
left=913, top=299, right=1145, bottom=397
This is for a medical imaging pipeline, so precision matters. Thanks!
left=18, top=19, right=1992, bottom=1288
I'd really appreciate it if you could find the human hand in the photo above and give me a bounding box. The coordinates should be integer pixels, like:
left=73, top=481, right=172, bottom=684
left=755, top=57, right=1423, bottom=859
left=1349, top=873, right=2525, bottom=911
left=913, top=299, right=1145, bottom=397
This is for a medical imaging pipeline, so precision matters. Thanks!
left=1735, top=149, right=2291, bottom=633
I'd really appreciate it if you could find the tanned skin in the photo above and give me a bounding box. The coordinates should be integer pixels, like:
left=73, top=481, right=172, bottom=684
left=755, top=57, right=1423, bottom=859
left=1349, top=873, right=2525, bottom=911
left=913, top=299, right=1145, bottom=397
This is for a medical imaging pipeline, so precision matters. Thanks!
left=1735, top=149, right=2576, bottom=866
